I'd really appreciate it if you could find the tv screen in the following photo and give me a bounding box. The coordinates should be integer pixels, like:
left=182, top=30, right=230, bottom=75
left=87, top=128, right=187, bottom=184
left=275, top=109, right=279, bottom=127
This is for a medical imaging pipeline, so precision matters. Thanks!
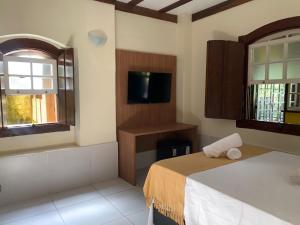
left=128, top=71, right=171, bottom=104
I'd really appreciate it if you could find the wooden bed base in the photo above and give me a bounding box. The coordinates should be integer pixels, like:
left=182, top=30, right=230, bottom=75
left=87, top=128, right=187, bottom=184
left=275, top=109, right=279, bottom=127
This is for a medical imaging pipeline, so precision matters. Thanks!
left=154, top=208, right=179, bottom=225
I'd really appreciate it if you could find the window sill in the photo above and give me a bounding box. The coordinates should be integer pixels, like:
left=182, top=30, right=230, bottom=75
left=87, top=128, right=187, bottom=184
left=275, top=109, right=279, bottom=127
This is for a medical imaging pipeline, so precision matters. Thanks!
left=0, top=123, right=70, bottom=138
left=236, top=120, right=300, bottom=136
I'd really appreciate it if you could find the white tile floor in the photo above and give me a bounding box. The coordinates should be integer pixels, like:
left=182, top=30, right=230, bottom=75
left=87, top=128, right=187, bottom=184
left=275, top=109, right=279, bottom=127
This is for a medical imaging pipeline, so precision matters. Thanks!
left=0, top=169, right=149, bottom=225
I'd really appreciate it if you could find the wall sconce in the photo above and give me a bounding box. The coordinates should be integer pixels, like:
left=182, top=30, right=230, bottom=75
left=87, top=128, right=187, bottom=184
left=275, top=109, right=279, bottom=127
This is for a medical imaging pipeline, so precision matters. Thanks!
left=88, top=29, right=107, bottom=47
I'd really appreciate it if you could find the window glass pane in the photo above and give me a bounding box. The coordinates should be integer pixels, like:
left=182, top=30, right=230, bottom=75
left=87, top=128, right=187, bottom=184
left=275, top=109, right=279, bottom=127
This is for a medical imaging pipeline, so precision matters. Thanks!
left=58, top=65, right=64, bottom=78
left=287, top=61, right=300, bottom=79
left=0, top=61, right=3, bottom=74
left=66, top=66, right=73, bottom=78
left=6, top=95, right=33, bottom=125
left=269, top=63, right=283, bottom=80
left=66, top=77, right=73, bottom=90
left=32, top=63, right=53, bottom=76
left=269, top=44, right=284, bottom=61
left=0, top=75, right=5, bottom=90
left=288, top=42, right=300, bottom=59
left=253, top=47, right=266, bottom=63
left=5, top=94, right=57, bottom=126
left=9, top=76, right=31, bottom=90
left=253, top=65, right=265, bottom=81
left=33, top=77, right=53, bottom=90
left=58, top=77, right=65, bottom=90
left=8, top=61, right=31, bottom=75
left=252, top=84, right=285, bottom=123
left=290, top=94, right=300, bottom=108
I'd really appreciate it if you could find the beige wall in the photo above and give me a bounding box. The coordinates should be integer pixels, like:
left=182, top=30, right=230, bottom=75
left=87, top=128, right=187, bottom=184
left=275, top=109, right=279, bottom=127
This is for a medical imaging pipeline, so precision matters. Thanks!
left=0, top=0, right=116, bottom=152
left=116, top=11, right=177, bottom=55
left=187, top=0, right=300, bottom=155
left=2, top=0, right=300, bottom=156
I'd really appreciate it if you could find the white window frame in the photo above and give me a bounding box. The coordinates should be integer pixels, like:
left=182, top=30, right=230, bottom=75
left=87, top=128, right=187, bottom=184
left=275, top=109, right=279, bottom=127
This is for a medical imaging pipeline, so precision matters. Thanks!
left=3, top=56, right=57, bottom=95
left=248, top=30, right=300, bottom=85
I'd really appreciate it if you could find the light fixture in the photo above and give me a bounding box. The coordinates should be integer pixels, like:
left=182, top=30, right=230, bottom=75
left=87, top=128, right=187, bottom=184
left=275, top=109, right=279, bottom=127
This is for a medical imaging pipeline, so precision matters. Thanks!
left=88, top=29, right=107, bottom=47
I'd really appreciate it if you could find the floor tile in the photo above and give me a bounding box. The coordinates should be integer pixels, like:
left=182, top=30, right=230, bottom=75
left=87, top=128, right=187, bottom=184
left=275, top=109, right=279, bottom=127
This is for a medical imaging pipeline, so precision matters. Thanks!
left=4, top=211, right=65, bottom=225
left=2, top=217, right=31, bottom=225
left=126, top=209, right=149, bottom=225
left=0, top=197, right=56, bottom=224
left=102, top=217, right=132, bottom=225
left=51, top=186, right=100, bottom=209
left=58, top=197, right=122, bottom=225
left=93, top=178, right=134, bottom=196
left=29, top=211, right=65, bottom=225
left=107, top=188, right=147, bottom=216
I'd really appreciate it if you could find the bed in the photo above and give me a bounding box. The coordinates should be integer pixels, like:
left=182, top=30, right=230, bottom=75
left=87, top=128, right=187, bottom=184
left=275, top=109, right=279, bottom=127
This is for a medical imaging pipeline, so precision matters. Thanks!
left=143, top=145, right=300, bottom=225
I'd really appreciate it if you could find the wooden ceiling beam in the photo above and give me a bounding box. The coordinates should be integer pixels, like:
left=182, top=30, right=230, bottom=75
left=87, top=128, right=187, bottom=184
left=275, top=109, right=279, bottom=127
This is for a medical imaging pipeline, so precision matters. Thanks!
left=192, top=0, right=253, bottom=22
left=159, top=0, right=192, bottom=13
left=94, top=0, right=177, bottom=23
left=94, top=0, right=116, bottom=5
left=115, top=1, right=177, bottom=23
left=128, top=0, right=144, bottom=6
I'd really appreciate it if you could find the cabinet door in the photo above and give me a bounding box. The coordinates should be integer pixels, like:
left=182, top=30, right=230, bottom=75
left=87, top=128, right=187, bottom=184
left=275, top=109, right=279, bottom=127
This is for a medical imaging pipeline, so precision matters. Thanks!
left=205, top=41, right=224, bottom=118
left=205, top=40, right=245, bottom=120
left=222, top=41, right=245, bottom=119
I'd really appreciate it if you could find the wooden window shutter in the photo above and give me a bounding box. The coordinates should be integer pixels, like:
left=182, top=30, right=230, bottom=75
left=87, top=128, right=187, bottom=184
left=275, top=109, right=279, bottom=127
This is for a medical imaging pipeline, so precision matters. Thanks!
left=0, top=52, right=3, bottom=127
left=205, top=40, right=245, bottom=120
left=65, top=48, right=75, bottom=126
left=57, top=48, right=75, bottom=125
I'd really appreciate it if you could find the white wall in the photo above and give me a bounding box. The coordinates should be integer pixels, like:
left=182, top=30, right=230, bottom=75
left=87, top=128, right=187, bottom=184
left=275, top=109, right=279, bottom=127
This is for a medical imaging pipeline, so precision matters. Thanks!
left=0, top=142, right=118, bottom=206
left=0, top=0, right=116, bottom=152
left=186, top=0, right=300, bottom=155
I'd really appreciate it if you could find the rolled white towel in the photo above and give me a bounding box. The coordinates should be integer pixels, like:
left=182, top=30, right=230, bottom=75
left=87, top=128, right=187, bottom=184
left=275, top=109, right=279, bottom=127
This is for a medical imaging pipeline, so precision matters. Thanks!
left=203, top=133, right=243, bottom=158
left=226, top=148, right=242, bottom=160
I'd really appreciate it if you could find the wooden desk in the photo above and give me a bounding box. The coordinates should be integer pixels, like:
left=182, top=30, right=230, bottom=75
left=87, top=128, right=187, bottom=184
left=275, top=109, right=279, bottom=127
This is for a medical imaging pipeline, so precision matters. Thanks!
left=118, top=123, right=198, bottom=185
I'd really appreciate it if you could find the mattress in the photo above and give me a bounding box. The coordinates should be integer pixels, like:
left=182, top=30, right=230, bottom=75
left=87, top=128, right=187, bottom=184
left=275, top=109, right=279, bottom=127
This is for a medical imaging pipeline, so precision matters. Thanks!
left=184, top=151, right=300, bottom=225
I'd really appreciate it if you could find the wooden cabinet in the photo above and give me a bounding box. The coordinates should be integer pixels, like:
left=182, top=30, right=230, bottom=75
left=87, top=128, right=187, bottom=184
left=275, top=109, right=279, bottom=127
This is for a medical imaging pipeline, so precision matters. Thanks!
left=205, top=40, right=245, bottom=120
left=118, top=123, right=198, bottom=185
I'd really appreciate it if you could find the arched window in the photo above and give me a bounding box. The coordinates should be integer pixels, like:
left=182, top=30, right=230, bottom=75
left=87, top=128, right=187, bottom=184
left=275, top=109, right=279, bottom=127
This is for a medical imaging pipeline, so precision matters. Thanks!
left=0, top=38, right=75, bottom=137
left=237, top=16, right=300, bottom=135
left=248, top=29, right=300, bottom=123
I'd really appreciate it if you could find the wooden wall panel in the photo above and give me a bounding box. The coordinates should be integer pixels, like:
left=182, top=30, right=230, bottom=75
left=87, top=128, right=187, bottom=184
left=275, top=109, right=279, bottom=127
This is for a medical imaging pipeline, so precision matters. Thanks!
left=116, top=49, right=177, bottom=130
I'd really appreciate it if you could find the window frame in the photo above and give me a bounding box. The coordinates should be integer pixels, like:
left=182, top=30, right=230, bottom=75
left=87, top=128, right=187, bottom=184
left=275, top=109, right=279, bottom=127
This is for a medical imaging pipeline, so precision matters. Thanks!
left=248, top=33, right=300, bottom=85
left=237, top=16, right=300, bottom=136
left=0, top=38, right=74, bottom=137
left=3, top=55, right=58, bottom=95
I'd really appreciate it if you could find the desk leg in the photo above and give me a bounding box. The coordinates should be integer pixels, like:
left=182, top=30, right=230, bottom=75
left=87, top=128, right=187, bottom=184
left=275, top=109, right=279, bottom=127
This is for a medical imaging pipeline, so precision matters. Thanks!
left=118, top=132, right=136, bottom=185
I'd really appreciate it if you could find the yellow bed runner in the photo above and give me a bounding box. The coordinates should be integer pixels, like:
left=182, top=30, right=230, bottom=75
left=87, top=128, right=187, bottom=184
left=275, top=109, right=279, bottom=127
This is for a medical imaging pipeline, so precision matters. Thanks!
left=143, top=145, right=270, bottom=225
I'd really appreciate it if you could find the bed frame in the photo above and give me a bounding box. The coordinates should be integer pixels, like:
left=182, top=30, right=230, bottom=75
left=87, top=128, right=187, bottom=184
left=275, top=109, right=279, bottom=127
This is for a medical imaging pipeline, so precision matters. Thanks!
left=154, top=208, right=179, bottom=225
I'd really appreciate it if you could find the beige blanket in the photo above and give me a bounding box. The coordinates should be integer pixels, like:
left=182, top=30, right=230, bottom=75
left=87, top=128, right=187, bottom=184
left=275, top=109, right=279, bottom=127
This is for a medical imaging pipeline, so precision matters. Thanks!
left=143, top=145, right=270, bottom=225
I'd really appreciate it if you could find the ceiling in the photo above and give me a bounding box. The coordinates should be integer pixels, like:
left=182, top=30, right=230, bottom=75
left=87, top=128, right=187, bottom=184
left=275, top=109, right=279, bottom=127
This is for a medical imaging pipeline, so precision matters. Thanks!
left=95, top=0, right=253, bottom=23
left=117, top=0, right=227, bottom=15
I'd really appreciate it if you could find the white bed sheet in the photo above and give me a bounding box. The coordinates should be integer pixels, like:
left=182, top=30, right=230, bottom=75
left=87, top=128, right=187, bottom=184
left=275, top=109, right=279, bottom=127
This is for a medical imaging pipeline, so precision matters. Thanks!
left=184, top=151, right=300, bottom=225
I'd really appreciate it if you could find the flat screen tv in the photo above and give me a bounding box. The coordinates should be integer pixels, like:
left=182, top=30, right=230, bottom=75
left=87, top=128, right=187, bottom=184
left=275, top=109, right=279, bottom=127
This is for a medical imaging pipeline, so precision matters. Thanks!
left=128, top=71, right=172, bottom=104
